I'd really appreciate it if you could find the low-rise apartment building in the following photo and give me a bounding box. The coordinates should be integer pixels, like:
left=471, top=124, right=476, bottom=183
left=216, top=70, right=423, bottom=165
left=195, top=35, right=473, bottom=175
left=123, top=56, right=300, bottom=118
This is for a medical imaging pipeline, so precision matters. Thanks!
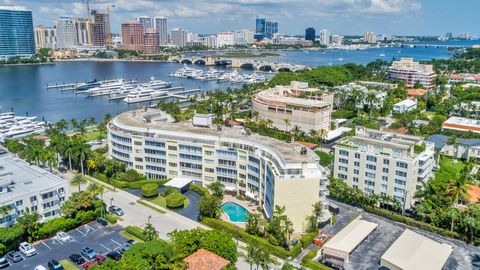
left=393, top=99, right=417, bottom=113
left=426, top=134, right=480, bottom=160
left=387, top=58, right=436, bottom=89
left=107, top=109, right=331, bottom=232
left=0, top=153, right=68, bottom=227
left=442, top=116, right=480, bottom=134
left=252, top=81, right=333, bottom=133
left=333, top=127, right=435, bottom=209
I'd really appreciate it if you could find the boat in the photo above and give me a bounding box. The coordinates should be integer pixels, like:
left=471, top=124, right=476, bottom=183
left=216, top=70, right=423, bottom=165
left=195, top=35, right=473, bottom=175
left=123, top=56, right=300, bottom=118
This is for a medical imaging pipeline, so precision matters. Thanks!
left=75, top=78, right=118, bottom=91
left=0, top=111, right=46, bottom=142
left=123, top=86, right=167, bottom=103
left=337, top=58, right=344, bottom=61
left=379, top=53, right=386, bottom=57
left=139, top=77, right=172, bottom=89
left=83, top=79, right=137, bottom=96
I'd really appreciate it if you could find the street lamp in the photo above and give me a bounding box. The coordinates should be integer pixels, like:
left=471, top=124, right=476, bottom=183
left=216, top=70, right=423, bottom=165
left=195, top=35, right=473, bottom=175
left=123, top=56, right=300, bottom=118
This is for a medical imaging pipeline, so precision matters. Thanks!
left=148, top=215, right=152, bottom=225
left=110, top=198, right=114, bottom=207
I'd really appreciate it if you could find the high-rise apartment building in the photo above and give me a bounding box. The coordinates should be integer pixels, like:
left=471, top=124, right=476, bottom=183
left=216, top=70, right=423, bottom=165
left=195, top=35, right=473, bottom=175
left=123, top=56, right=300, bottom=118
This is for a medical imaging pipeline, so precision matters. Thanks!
left=363, top=32, right=377, bottom=43
left=305, top=27, right=316, bottom=41
left=34, top=25, right=57, bottom=50
left=387, top=57, right=436, bottom=89
left=216, top=32, right=235, bottom=47
left=74, top=18, right=92, bottom=45
left=108, top=108, right=331, bottom=231
left=91, top=10, right=109, bottom=47
left=137, top=16, right=153, bottom=31
left=255, top=17, right=278, bottom=39
left=170, top=28, right=188, bottom=48
left=143, top=29, right=159, bottom=54
left=333, top=127, right=435, bottom=210
left=121, top=21, right=144, bottom=51
left=154, top=17, right=167, bottom=45
left=234, top=29, right=254, bottom=45
left=54, top=17, right=77, bottom=49
left=0, top=6, right=35, bottom=60
left=252, top=81, right=333, bottom=133
left=319, top=29, right=330, bottom=46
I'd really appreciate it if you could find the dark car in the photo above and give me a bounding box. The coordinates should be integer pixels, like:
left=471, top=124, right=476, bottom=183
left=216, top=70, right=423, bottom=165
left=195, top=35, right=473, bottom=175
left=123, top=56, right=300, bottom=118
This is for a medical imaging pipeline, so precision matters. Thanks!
left=96, top=218, right=108, bottom=226
left=47, top=260, right=64, bottom=270
left=0, top=256, right=10, bottom=268
left=108, top=206, right=124, bottom=216
left=94, top=255, right=106, bottom=265
left=125, top=239, right=137, bottom=247
left=106, top=251, right=122, bottom=261
left=6, top=251, right=23, bottom=263
left=81, top=247, right=97, bottom=260
left=69, top=254, right=86, bottom=265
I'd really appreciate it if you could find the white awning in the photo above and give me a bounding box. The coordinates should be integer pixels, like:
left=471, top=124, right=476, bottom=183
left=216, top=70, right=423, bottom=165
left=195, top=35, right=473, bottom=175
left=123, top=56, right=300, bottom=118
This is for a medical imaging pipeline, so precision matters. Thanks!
left=164, top=176, right=194, bottom=189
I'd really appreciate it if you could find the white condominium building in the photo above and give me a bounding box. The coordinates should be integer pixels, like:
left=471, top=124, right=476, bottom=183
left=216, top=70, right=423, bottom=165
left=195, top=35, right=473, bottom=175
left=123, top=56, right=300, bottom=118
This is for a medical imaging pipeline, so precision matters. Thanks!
left=54, top=16, right=77, bottom=49
left=0, top=153, right=68, bottom=227
left=108, top=109, right=331, bottom=232
left=333, top=127, right=435, bottom=209
left=387, top=57, right=436, bottom=89
left=252, top=81, right=333, bottom=133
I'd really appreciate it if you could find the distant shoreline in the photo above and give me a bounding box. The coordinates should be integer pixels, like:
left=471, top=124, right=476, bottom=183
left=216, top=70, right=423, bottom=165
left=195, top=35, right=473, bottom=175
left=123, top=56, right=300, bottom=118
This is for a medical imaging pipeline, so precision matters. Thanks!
left=0, top=62, right=55, bottom=67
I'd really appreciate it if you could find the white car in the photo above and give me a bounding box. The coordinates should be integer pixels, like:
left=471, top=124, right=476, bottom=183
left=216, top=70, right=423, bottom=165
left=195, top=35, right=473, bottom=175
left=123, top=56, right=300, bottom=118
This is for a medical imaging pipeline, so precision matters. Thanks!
left=35, top=266, right=47, bottom=270
left=19, top=242, right=37, bottom=257
left=56, top=231, right=71, bottom=242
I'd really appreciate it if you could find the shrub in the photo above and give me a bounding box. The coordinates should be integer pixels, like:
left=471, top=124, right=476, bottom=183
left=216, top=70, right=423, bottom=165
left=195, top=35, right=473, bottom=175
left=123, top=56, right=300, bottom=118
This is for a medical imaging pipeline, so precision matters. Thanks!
left=121, top=169, right=145, bottom=182
left=161, top=186, right=178, bottom=197
left=331, top=109, right=354, bottom=119
left=202, top=218, right=291, bottom=259
left=301, top=249, right=332, bottom=270
left=166, top=193, right=186, bottom=208
left=189, top=184, right=209, bottom=196
left=126, top=179, right=168, bottom=189
left=0, top=226, right=24, bottom=250
left=300, top=232, right=317, bottom=249
left=0, top=244, right=6, bottom=256
left=105, top=214, right=118, bottom=224
left=141, top=183, right=159, bottom=198
left=74, top=210, right=97, bottom=225
left=93, top=172, right=109, bottom=183
left=38, top=217, right=77, bottom=239
left=315, top=151, right=333, bottom=167
left=125, top=226, right=146, bottom=241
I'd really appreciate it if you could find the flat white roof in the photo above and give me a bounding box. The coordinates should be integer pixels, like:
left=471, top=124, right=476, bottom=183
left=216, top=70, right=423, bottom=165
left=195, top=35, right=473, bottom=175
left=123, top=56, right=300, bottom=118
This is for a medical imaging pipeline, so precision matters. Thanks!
left=164, top=175, right=194, bottom=188
left=326, top=127, right=352, bottom=141
left=324, top=219, right=378, bottom=254
left=0, top=6, right=31, bottom=11
left=381, top=229, right=453, bottom=270
left=394, top=99, right=416, bottom=107
left=443, top=116, right=480, bottom=128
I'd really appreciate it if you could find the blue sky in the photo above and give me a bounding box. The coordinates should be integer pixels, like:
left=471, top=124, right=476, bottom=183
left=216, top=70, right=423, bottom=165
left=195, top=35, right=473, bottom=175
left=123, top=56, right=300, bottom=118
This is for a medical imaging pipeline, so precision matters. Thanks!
left=1, top=0, right=478, bottom=36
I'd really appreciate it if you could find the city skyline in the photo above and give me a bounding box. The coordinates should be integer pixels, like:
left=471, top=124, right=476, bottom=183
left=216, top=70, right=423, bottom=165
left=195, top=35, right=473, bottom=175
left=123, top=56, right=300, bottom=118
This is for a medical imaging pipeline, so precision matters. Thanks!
left=1, top=0, right=478, bottom=36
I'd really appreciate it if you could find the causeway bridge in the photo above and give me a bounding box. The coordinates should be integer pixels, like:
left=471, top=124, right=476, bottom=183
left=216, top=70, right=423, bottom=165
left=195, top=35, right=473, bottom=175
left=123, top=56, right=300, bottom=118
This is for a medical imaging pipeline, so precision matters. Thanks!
left=169, top=56, right=307, bottom=72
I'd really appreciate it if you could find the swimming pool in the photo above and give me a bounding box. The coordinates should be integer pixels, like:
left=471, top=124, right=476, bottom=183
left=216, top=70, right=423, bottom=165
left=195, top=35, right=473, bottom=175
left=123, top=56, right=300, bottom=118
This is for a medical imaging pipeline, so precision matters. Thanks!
left=220, top=202, right=251, bottom=222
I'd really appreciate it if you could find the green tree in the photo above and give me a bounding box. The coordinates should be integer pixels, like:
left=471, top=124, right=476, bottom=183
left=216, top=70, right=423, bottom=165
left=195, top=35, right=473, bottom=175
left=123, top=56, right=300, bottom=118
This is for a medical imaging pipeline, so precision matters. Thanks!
left=143, top=223, right=159, bottom=241
left=71, top=174, right=87, bottom=192
left=198, top=195, right=221, bottom=219
left=16, top=209, right=41, bottom=242
left=208, top=181, right=225, bottom=199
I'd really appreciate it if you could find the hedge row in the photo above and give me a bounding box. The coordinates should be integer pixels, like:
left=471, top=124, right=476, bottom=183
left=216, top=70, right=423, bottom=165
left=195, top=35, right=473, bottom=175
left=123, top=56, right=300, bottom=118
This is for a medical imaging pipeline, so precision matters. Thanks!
left=92, top=172, right=168, bottom=190
left=202, top=218, right=291, bottom=259
left=189, top=184, right=209, bottom=197
left=105, top=214, right=118, bottom=224
left=364, top=207, right=462, bottom=240
left=125, top=226, right=146, bottom=241
left=301, top=249, right=332, bottom=270
left=300, top=232, right=317, bottom=249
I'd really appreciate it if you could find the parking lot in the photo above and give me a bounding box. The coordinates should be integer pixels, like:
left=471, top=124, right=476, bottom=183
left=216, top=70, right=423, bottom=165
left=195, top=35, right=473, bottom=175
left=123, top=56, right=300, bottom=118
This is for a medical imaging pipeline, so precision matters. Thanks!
left=8, top=222, right=129, bottom=270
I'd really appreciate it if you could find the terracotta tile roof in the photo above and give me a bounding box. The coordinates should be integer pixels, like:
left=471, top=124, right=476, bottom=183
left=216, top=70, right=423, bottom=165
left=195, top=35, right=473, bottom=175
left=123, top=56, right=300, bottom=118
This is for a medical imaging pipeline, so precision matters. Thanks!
left=183, top=248, right=230, bottom=270
left=407, top=88, right=428, bottom=97
left=294, top=141, right=318, bottom=149
left=466, top=185, right=480, bottom=203
left=449, top=74, right=465, bottom=79
left=383, top=127, right=408, bottom=134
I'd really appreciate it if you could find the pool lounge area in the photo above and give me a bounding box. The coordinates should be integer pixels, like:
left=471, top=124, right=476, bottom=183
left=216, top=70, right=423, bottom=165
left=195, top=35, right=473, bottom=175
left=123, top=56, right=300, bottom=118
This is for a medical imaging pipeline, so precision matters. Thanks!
left=220, top=201, right=251, bottom=222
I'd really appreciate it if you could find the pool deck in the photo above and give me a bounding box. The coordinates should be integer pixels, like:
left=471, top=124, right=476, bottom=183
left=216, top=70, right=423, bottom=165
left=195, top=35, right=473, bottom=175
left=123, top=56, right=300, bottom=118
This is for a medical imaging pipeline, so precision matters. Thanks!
left=221, top=194, right=260, bottom=227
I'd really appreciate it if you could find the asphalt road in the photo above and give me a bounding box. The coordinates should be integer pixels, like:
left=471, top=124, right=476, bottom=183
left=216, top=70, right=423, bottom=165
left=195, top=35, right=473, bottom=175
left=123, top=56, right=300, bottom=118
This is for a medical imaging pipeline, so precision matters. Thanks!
left=8, top=222, right=128, bottom=270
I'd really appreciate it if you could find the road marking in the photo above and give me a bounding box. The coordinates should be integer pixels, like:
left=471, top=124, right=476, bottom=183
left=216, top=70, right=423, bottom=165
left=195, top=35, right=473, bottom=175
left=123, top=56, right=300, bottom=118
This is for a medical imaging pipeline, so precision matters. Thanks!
left=76, top=228, right=86, bottom=236
left=111, top=239, right=123, bottom=248
left=100, top=244, right=111, bottom=252
left=85, top=224, right=95, bottom=232
left=41, top=241, right=52, bottom=250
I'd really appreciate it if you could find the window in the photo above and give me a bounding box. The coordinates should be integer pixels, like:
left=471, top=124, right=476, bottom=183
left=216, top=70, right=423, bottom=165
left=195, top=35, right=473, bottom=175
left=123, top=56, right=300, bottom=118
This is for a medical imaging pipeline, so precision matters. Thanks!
left=354, top=153, right=360, bottom=159
left=179, top=145, right=202, bottom=153
left=179, top=153, right=202, bottom=161
left=57, top=188, right=64, bottom=194
left=365, top=172, right=375, bottom=178
left=383, top=159, right=390, bottom=165
left=31, top=206, right=38, bottom=211
left=168, top=145, right=178, bottom=150
left=169, top=162, right=177, bottom=167
left=382, top=168, right=389, bottom=173
left=145, top=149, right=166, bottom=156
left=338, top=166, right=348, bottom=172
left=205, top=168, right=214, bottom=173
left=205, top=176, right=214, bottom=181
left=339, top=158, right=348, bottom=164
left=145, top=157, right=166, bottom=164
left=339, top=150, right=349, bottom=156
left=135, top=165, right=143, bottom=170
left=134, top=157, right=143, bottom=162
left=338, top=174, right=347, bottom=180
left=239, top=165, right=246, bottom=170
left=16, top=200, right=23, bottom=206
left=145, top=141, right=165, bottom=147
left=353, top=169, right=359, bottom=175
left=395, top=179, right=406, bottom=186
left=30, top=196, right=37, bottom=202
left=145, top=165, right=165, bottom=172
left=366, top=164, right=376, bottom=170
left=366, top=156, right=377, bottom=162
left=394, top=187, right=405, bottom=193
left=218, top=159, right=236, bottom=167
left=382, top=176, right=388, bottom=182
left=396, top=162, right=408, bottom=169
left=205, top=150, right=214, bottom=156
left=239, top=173, right=246, bottom=179
left=395, top=171, right=407, bottom=177
left=354, top=161, right=360, bottom=167
left=169, top=170, right=178, bottom=175
left=134, top=141, right=142, bottom=146
left=204, top=159, right=214, bottom=164
left=169, top=154, right=178, bottom=158
left=353, top=177, right=359, bottom=182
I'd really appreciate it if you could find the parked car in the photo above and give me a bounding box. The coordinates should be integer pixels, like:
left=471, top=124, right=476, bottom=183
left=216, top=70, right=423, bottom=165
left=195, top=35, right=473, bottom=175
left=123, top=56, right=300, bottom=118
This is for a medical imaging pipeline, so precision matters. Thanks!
left=47, top=260, right=64, bottom=270
left=82, top=262, right=94, bottom=270
left=0, top=256, right=9, bottom=268
left=81, top=247, right=97, bottom=260
left=125, top=239, right=137, bottom=247
left=96, top=217, right=108, bottom=226
left=6, top=251, right=23, bottom=263
left=34, top=266, right=48, bottom=270
left=19, top=242, right=37, bottom=256
left=106, top=251, right=122, bottom=261
left=94, top=255, right=106, bottom=265
left=118, top=245, right=130, bottom=254
left=69, top=254, right=86, bottom=265
left=56, top=231, right=71, bottom=242
left=108, top=206, right=124, bottom=216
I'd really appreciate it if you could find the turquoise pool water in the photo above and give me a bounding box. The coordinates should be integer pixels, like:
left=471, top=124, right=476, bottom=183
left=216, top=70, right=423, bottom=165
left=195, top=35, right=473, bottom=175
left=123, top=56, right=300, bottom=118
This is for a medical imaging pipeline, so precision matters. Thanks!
left=220, top=202, right=250, bottom=222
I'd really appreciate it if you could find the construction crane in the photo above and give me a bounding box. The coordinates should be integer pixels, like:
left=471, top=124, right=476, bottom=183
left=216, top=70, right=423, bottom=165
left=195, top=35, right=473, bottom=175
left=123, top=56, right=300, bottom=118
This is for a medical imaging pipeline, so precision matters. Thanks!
left=81, top=0, right=115, bottom=49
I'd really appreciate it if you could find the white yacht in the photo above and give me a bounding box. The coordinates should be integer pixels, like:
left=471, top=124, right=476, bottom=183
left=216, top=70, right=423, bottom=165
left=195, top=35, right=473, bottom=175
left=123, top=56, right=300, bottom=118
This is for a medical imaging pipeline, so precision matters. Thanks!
left=82, top=79, right=136, bottom=95
left=139, top=78, right=172, bottom=89
left=123, top=86, right=167, bottom=103
left=0, top=111, right=46, bottom=142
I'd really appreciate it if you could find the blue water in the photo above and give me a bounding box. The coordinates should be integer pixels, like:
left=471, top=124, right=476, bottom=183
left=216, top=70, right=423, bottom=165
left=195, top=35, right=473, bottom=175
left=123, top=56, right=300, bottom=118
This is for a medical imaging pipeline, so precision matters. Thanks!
left=220, top=201, right=250, bottom=222
left=0, top=40, right=477, bottom=122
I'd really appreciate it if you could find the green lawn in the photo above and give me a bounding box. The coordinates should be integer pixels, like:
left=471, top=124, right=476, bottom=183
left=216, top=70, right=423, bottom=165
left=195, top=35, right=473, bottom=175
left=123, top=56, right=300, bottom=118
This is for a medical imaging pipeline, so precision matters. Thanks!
left=147, top=195, right=190, bottom=209
left=119, top=230, right=144, bottom=243
left=440, top=156, right=465, bottom=173
left=137, top=199, right=166, bottom=214
left=60, top=260, right=79, bottom=270
left=83, top=131, right=105, bottom=141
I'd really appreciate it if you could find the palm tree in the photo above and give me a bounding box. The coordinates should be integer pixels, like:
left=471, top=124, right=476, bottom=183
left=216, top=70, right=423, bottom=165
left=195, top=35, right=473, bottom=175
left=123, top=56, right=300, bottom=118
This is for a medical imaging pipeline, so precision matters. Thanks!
left=244, top=244, right=258, bottom=270
left=0, top=205, right=11, bottom=218
left=265, top=119, right=273, bottom=129
left=317, top=129, right=328, bottom=145
left=71, top=174, right=87, bottom=192
left=252, top=111, right=259, bottom=122
left=366, top=92, right=380, bottom=117
left=63, top=139, right=76, bottom=171
left=258, top=249, right=274, bottom=270
left=87, top=183, right=105, bottom=217
left=73, top=137, right=90, bottom=175
left=283, top=118, right=291, bottom=133
left=447, top=176, right=469, bottom=206
left=43, top=150, right=57, bottom=172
